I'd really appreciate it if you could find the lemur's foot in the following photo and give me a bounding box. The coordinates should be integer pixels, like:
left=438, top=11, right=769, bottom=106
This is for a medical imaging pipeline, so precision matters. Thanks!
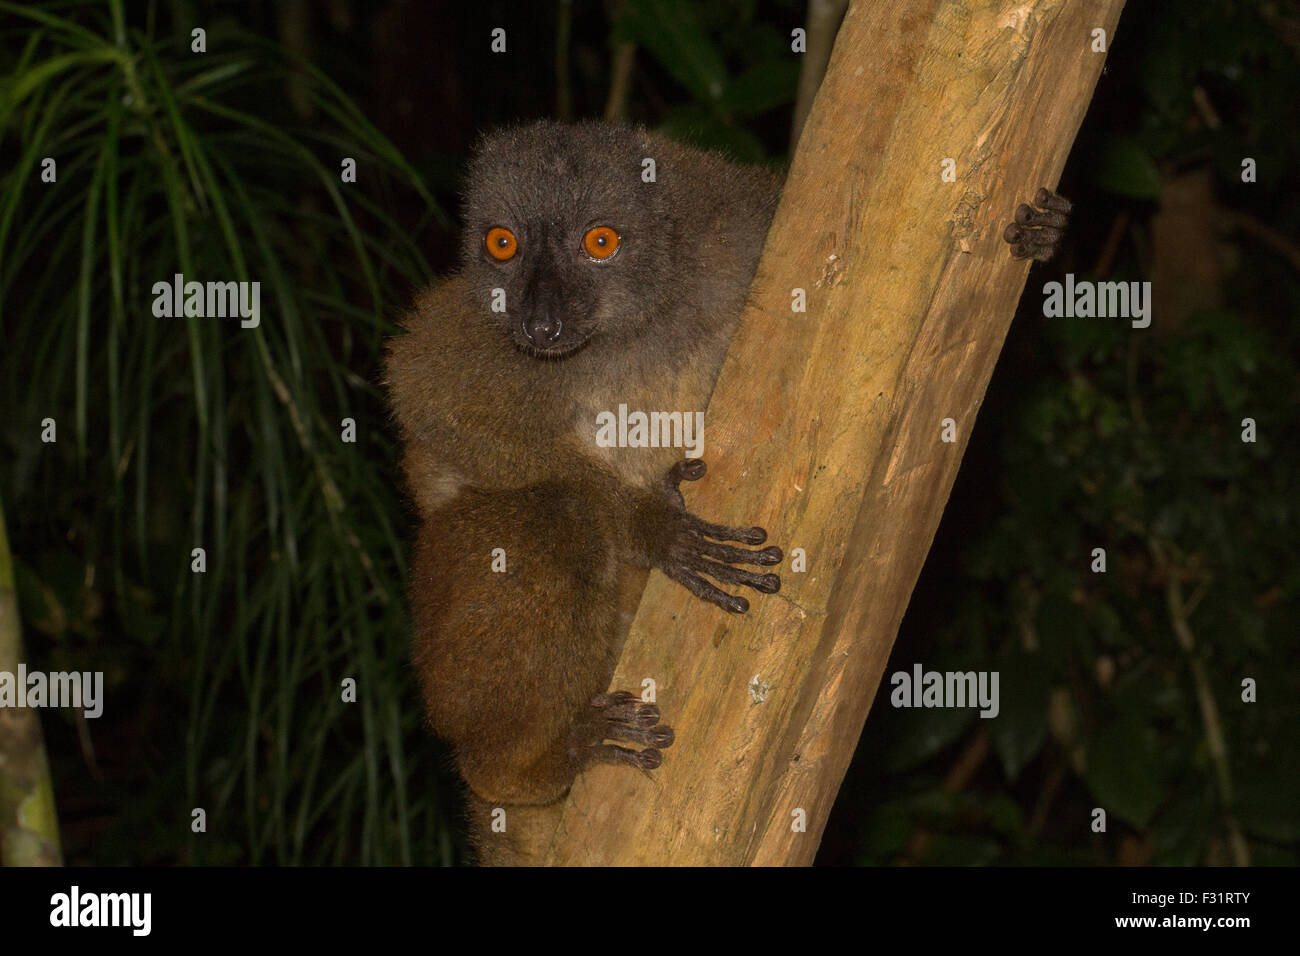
left=1003, top=187, right=1072, bottom=261
left=654, top=459, right=782, bottom=614
left=578, top=691, right=675, bottom=770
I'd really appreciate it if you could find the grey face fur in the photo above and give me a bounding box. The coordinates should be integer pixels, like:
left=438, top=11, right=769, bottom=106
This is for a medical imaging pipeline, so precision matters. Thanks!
left=462, top=121, right=675, bottom=359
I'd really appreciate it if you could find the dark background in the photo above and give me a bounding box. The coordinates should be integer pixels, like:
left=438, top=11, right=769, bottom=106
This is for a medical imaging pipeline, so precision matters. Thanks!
left=1, top=0, right=1296, bottom=865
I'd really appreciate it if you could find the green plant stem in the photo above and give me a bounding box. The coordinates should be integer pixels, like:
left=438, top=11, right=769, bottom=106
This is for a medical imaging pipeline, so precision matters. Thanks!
left=1150, top=537, right=1250, bottom=866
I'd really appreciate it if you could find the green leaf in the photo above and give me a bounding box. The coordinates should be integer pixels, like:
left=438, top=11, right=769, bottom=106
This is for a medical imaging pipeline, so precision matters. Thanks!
left=1236, top=760, right=1300, bottom=843
left=0, top=8, right=444, bottom=866
left=918, top=834, right=1003, bottom=866
left=715, top=60, right=799, bottom=118
left=616, top=0, right=728, bottom=104
left=1085, top=710, right=1164, bottom=829
left=988, top=651, right=1051, bottom=780
left=1094, top=137, right=1163, bottom=199
left=880, top=697, right=977, bottom=774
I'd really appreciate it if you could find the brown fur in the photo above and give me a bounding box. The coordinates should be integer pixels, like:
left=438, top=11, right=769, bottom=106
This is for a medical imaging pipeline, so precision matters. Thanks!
left=384, top=121, right=781, bottom=863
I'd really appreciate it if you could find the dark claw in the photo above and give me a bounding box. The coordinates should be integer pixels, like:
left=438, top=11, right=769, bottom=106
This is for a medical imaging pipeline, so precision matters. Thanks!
left=596, top=744, right=661, bottom=770
left=663, top=561, right=750, bottom=612
left=683, top=512, right=768, bottom=545
left=1014, top=204, right=1068, bottom=229
left=676, top=550, right=781, bottom=594
left=591, top=690, right=636, bottom=709
left=695, top=539, right=783, bottom=566
left=1035, top=187, right=1073, bottom=213
left=672, top=458, right=707, bottom=483
left=591, top=693, right=661, bottom=729
left=604, top=721, right=675, bottom=748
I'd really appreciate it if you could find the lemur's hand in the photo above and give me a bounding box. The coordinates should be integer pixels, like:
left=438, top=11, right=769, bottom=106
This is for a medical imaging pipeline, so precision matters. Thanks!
left=635, top=459, right=782, bottom=614
left=1004, top=188, right=1072, bottom=262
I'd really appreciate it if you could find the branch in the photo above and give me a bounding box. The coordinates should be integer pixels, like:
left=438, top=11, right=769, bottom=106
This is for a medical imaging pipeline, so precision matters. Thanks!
left=548, top=0, right=1125, bottom=866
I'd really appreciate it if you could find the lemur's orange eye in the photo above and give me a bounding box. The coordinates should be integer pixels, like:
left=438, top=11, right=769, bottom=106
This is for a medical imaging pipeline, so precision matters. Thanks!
left=485, top=227, right=517, bottom=261
left=583, top=226, right=620, bottom=260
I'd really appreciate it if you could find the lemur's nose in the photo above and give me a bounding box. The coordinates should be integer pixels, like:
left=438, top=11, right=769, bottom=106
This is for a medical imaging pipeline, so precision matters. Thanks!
left=524, top=314, right=562, bottom=343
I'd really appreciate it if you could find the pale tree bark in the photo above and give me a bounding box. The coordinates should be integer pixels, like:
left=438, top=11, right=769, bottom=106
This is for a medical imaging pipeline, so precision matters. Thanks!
left=0, top=495, right=63, bottom=866
left=790, top=0, right=849, bottom=150
left=543, top=0, right=1126, bottom=865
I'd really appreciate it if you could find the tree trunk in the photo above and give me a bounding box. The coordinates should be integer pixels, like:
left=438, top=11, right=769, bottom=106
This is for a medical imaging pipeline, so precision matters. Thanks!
left=547, top=0, right=1125, bottom=865
left=0, top=495, right=63, bottom=866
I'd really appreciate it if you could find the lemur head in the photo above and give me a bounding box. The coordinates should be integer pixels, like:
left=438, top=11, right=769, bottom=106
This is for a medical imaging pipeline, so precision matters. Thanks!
left=461, top=120, right=678, bottom=360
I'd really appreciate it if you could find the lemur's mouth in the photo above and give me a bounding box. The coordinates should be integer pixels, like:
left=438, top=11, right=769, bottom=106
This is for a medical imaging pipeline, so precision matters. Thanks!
left=513, top=323, right=595, bottom=360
